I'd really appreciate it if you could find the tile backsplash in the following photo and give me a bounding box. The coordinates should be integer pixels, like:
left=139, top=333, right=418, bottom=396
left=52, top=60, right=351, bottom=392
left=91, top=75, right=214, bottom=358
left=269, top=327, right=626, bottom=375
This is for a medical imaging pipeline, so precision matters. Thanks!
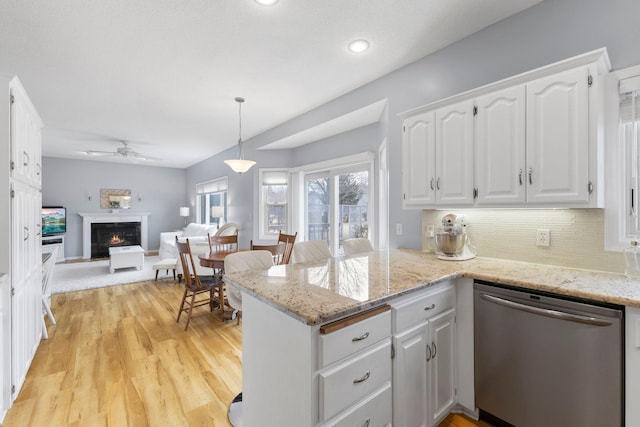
left=422, top=209, right=625, bottom=274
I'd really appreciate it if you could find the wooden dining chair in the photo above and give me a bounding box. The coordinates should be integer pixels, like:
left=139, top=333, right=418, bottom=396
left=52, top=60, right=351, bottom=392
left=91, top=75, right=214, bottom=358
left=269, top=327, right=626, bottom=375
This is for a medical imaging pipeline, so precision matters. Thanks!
left=175, top=236, right=223, bottom=331
left=250, top=240, right=286, bottom=265
left=208, top=233, right=239, bottom=253
left=276, top=231, right=297, bottom=264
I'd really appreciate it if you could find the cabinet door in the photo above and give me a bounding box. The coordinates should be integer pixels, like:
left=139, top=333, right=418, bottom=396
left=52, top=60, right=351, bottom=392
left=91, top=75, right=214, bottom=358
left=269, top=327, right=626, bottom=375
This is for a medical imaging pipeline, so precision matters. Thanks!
left=475, top=85, right=526, bottom=205
left=526, top=66, right=590, bottom=204
left=393, top=322, right=429, bottom=427
left=428, top=308, right=457, bottom=425
left=403, top=112, right=436, bottom=207
left=435, top=101, right=475, bottom=205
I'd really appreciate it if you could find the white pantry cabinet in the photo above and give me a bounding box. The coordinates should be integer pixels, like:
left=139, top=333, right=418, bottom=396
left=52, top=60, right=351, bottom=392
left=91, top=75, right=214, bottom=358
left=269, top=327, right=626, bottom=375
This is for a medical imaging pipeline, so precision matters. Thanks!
left=391, top=282, right=457, bottom=427
left=401, top=48, right=611, bottom=209
left=402, top=100, right=475, bottom=208
left=0, top=75, right=43, bottom=423
left=626, top=306, right=640, bottom=425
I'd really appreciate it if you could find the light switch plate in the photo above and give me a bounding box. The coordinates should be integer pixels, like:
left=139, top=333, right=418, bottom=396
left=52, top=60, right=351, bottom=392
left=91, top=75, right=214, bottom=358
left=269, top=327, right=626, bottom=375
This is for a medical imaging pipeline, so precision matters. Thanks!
left=396, top=223, right=403, bottom=235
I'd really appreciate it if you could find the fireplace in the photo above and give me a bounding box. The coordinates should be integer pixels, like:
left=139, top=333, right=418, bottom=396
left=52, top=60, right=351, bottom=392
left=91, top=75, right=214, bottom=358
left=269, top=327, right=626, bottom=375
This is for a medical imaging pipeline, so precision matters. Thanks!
left=91, top=222, right=141, bottom=258
left=78, top=212, right=150, bottom=259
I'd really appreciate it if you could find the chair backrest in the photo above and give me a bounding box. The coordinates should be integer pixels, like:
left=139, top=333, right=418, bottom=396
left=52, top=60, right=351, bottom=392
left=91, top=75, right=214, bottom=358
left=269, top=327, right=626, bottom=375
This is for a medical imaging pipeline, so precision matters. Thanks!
left=175, top=236, right=205, bottom=289
left=224, top=250, right=275, bottom=274
left=342, top=238, right=374, bottom=255
left=214, top=222, right=239, bottom=237
left=250, top=240, right=286, bottom=265
left=276, top=231, right=297, bottom=264
left=42, top=246, right=59, bottom=298
left=291, top=240, right=332, bottom=264
left=208, top=233, right=238, bottom=253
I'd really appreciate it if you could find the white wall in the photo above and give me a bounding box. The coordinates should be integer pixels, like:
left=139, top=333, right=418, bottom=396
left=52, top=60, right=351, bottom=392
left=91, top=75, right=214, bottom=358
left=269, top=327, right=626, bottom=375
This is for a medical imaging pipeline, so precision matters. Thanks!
left=185, top=0, right=640, bottom=251
left=42, top=157, right=187, bottom=258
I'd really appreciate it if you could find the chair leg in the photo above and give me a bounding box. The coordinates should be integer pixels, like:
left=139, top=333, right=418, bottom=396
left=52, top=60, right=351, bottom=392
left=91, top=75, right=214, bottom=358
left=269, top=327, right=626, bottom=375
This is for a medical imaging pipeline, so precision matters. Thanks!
left=42, top=296, right=56, bottom=325
left=184, top=290, right=197, bottom=331
left=155, top=270, right=159, bottom=281
left=41, top=315, right=48, bottom=339
left=177, top=288, right=189, bottom=322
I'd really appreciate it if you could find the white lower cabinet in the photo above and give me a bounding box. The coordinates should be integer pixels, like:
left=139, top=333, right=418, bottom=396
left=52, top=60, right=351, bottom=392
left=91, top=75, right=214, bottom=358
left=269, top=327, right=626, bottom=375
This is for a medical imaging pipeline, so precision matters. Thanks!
left=318, top=306, right=393, bottom=427
left=391, top=282, right=457, bottom=427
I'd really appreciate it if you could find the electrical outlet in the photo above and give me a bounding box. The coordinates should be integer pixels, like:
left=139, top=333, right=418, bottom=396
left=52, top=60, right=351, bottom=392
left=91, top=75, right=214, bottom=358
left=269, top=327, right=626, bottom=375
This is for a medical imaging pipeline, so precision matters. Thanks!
left=426, top=224, right=435, bottom=237
left=536, top=229, right=550, bottom=247
left=396, top=223, right=403, bottom=235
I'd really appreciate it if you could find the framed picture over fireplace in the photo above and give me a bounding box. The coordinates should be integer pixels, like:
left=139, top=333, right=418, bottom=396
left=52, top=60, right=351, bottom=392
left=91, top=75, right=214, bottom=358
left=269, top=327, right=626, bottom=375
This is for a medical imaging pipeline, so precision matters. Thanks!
left=100, top=188, right=132, bottom=209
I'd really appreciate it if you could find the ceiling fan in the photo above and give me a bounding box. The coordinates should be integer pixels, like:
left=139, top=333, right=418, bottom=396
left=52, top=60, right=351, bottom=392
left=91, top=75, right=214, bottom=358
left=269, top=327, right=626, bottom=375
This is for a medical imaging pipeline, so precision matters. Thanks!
left=84, top=140, right=160, bottom=162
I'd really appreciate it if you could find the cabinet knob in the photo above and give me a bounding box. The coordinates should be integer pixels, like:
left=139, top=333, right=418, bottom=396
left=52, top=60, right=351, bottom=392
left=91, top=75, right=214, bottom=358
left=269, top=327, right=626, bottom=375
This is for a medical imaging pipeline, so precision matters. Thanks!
left=361, top=419, right=370, bottom=427
left=424, top=303, right=436, bottom=311
left=353, top=371, right=370, bottom=384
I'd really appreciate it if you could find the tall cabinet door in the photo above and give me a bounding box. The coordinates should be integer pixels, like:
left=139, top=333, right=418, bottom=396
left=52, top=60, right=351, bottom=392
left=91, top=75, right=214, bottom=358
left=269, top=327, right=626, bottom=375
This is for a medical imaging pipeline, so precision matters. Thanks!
left=475, top=85, right=526, bottom=205
left=403, top=111, right=436, bottom=207
left=428, top=308, right=457, bottom=425
left=393, top=322, right=429, bottom=427
left=10, top=182, right=41, bottom=398
left=435, top=101, right=475, bottom=205
left=526, top=66, right=590, bottom=204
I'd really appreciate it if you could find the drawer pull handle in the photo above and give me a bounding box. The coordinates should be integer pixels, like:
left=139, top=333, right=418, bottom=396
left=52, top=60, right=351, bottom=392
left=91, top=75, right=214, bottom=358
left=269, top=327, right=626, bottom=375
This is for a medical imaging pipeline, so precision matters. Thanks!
left=352, top=332, right=370, bottom=342
left=426, top=343, right=432, bottom=362
left=362, top=419, right=370, bottom=427
left=353, top=371, right=370, bottom=384
left=424, top=303, right=435, bottom=311
left=432, top=342, right=437, bottom=358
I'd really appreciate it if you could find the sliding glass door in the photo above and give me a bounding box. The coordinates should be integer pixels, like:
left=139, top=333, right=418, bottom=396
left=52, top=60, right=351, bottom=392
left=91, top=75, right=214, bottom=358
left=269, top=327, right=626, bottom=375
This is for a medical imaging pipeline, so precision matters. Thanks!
left=305, top=164, right=371, bottom=255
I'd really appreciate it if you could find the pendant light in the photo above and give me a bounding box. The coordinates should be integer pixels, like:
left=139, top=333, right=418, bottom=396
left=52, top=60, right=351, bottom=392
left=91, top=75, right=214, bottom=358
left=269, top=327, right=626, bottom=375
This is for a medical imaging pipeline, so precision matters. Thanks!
left=224, top=96, right=256, bottom=174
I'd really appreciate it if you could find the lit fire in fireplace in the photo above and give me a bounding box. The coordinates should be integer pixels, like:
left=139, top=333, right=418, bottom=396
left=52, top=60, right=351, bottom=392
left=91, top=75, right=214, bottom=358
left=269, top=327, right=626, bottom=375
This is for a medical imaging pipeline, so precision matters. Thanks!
left=110, top=234, right=124, bottom=245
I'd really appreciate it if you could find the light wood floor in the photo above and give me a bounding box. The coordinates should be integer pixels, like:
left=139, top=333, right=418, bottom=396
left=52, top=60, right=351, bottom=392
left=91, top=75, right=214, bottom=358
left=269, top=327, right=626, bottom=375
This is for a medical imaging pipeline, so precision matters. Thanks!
left=3, top=278, right=487, bottom=427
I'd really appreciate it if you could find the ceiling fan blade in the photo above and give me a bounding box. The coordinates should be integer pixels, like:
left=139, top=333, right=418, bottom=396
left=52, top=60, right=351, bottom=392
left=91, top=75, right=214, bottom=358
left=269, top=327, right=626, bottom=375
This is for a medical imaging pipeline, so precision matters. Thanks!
left=84, top=150, right=117, bottom=156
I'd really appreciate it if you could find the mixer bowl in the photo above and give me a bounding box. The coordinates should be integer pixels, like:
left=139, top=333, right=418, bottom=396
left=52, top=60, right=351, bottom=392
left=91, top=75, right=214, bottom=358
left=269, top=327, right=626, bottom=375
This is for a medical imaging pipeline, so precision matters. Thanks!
left=435, top=231, right=466, bottom=255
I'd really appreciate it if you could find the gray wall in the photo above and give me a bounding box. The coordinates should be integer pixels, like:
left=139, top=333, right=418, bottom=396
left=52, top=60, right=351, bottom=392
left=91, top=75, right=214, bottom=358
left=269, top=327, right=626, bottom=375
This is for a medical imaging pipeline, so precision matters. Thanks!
left=42, top=157, right=186, bottom=258
left=186, top=0, right=640, bottom=250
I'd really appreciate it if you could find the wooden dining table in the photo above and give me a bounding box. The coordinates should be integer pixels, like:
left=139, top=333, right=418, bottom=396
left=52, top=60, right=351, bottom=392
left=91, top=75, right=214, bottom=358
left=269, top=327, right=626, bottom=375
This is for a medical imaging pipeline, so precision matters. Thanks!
left=197, top=248, right=248, bottom=321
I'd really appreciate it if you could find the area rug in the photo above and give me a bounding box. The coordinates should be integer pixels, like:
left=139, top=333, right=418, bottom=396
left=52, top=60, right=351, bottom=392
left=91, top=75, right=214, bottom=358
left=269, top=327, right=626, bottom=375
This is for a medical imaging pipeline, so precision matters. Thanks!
left=52, top=255, right=164, bottom=294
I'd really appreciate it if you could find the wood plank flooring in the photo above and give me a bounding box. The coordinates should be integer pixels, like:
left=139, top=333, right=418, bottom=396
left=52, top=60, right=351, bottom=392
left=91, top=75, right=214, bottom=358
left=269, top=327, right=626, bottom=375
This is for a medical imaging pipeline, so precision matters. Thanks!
left=3, top=277, right=486, bottom=426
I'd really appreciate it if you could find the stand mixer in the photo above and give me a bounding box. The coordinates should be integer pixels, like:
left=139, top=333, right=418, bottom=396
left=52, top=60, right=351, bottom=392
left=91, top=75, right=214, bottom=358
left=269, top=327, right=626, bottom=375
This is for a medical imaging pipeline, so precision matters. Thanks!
left=435, top=213, right=476, bottom=261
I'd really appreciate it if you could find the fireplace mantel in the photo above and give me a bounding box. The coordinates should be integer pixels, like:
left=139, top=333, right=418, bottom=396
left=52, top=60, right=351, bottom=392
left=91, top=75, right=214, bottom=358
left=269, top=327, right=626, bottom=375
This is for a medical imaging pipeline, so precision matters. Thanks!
left=78, top=212, right=150, bottom=259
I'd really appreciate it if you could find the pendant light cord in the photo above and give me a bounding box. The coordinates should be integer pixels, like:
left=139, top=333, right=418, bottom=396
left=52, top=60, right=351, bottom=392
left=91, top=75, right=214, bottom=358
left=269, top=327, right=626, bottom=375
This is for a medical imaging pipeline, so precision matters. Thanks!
left=237, top=97, right=244, bottom=160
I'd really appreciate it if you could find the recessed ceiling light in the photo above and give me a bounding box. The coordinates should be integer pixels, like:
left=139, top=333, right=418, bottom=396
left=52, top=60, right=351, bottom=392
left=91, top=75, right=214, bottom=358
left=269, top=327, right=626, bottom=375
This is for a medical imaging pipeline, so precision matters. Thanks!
left=348, top=39, right=370, bottom=54
left=255, top=0, right=279, bottom=6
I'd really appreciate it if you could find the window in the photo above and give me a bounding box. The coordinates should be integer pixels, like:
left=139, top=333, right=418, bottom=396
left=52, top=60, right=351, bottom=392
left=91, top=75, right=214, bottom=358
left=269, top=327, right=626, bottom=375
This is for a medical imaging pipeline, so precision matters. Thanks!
left=196, top=177, right=228, bottom=227
left=259, top=170, right=289, bottom=239
left=605, top=65, right=640, bottom=250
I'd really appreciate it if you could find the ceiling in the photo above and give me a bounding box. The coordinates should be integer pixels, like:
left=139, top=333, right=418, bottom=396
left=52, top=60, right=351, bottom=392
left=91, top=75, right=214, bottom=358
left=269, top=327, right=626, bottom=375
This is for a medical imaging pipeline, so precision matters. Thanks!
left=0, top=0, right=543, bottom=168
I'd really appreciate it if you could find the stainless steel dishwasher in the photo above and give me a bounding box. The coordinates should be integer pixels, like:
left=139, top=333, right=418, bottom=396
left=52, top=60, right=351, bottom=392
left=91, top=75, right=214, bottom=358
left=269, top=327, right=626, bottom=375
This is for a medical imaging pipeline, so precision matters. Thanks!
left=474, top=280, right=624, bottom=427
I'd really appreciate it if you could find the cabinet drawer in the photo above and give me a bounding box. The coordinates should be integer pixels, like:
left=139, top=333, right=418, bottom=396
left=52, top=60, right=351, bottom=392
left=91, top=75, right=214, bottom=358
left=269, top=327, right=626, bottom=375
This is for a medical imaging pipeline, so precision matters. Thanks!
left=320, top=382, right=392, bottom=427
left=392, top=283, right=455, bottom=333
left=319, top=306, right=390, bottom=367
left=319, top=339, right=391, bottom=421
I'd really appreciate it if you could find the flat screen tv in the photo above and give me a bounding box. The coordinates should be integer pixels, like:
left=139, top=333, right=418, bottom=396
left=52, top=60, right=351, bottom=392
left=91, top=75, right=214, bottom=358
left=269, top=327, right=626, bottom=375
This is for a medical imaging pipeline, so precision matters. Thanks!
left=42, top=206, right=66, bottom=237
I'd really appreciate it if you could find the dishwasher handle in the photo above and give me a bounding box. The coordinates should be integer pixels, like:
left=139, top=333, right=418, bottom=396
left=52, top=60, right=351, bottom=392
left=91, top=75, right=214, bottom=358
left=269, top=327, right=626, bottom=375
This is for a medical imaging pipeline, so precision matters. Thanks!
left=479, top=293, right=613, bottom=326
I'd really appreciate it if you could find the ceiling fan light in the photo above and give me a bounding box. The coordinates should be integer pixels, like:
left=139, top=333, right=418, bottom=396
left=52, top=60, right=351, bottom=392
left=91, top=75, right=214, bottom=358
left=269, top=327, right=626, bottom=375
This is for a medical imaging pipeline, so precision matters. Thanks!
left=224, top=159, right=256, bottom=174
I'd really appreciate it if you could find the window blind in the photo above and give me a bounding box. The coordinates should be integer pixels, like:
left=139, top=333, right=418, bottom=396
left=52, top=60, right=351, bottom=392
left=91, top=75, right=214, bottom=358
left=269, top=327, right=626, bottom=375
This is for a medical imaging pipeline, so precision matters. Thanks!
left=196, top=177, right=228, bottom=194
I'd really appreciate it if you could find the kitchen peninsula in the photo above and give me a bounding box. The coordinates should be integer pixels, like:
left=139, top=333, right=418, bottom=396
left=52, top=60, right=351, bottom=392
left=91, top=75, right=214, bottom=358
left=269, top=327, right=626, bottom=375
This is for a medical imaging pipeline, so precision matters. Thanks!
left=224, top=249, right=640, bottom=427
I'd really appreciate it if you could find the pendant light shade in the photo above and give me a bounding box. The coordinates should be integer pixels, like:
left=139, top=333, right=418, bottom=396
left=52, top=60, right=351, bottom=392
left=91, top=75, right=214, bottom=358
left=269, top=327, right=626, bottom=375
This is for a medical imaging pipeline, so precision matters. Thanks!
left=224, top=97, right=256, bottom=174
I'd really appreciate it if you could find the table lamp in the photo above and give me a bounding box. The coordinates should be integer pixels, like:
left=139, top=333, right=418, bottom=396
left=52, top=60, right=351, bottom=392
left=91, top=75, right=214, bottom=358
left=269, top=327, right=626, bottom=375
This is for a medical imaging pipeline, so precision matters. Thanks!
left=179, top=206, right=190, bottom=226
left=211, top=206, right=224, bottom=229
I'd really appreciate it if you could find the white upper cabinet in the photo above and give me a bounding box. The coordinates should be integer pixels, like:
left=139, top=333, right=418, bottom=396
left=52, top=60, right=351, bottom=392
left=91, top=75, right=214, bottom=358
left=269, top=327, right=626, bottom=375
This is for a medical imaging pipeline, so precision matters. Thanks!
left=435, top=100, right=475, bottom=206
left=401, top=48, right=610, bottom=209
left=10, top=81, right=43, bottom=189
left=403, top=111, right=436, bottom=207
left=526, top=66, right=590, bottom=204
left=402, top=100, right=474, bottom=208
left=475, top=85, right=526, bottom=205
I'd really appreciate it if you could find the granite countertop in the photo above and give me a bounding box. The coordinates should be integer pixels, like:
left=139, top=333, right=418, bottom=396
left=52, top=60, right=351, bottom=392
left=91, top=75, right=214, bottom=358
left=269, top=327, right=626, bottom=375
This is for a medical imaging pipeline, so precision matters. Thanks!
left=223, top=248, right=640, bottom=325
